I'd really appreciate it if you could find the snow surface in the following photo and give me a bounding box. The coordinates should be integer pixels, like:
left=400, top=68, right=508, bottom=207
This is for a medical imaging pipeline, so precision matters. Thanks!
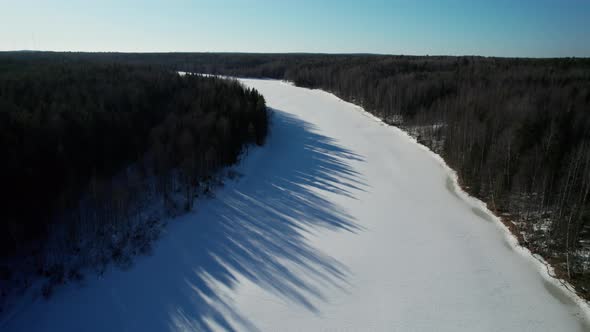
left=2, top=79, right=589, bottom=331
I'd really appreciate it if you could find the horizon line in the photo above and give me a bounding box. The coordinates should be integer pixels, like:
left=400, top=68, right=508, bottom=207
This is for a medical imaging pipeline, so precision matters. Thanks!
left=1, top=50, right=588, bottom=60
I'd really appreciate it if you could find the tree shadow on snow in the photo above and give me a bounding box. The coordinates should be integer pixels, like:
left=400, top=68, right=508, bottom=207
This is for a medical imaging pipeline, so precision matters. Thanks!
left=160, top=110, right=367, bottom=331
left=32, top=110, right=367, bottom=332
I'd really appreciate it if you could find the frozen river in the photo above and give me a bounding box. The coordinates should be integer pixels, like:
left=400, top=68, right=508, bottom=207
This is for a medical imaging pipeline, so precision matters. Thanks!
left=2, top=78, right=588, bottom=331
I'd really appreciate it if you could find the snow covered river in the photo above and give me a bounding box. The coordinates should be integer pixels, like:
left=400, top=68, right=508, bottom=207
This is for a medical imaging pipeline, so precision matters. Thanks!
left=3, top=78, right=589, bottom=331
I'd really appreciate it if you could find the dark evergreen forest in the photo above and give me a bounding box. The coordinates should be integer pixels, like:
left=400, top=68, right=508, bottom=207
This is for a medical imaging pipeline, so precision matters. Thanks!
left=0, top=58, right=267, bottom=299
left=2, top=51, right=590, bottom=297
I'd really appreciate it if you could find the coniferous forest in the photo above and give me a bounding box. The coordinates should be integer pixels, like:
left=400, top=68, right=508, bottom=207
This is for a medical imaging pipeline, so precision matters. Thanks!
left=2, top=51, right=590, bottom=300
left=22, top=52, right=587, bottom=295
left=0, top=57, right=267, bottom=300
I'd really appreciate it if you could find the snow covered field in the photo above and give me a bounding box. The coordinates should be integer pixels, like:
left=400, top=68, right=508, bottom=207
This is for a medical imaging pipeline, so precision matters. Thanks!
left=2, top=78, right=589, bottom=331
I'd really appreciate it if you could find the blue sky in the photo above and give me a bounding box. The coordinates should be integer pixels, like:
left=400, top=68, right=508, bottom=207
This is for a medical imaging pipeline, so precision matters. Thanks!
left=1, top=0, right=588, bottom=57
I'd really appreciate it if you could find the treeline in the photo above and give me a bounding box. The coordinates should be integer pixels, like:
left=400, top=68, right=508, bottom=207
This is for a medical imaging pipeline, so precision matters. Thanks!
left=0, top=60, right=267, bottom=297
left=284, top=57, right=590, bottom=287
left=3, top=52, right=590, bottom=296
left=26, top=51, right=586, bottom=293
